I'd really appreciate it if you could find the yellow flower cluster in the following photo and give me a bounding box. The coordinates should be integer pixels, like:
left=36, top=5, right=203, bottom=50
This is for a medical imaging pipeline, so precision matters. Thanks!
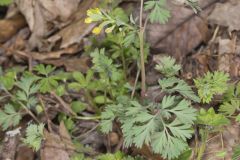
left=85, top=8, right=103, bottom=35
left=85, top=8, right=114, bottom=35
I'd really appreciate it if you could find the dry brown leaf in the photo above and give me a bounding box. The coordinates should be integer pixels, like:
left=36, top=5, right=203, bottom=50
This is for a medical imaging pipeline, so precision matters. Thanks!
left=40, top=122, right=75, bottom=160
left=208, top=0, right=240, bottom=32
left=47, top=0, right=99, bottom=49
left=16, top=145, right=34, bottom=160
left=146, top=0, right=217, bottom=61
left=218, top=38, right=236, bottom=73
left=12, top=44, right=81, bottom=61
left=14, top=0, right=81, bottom=50
left=43, top=56, right=91, bottom=73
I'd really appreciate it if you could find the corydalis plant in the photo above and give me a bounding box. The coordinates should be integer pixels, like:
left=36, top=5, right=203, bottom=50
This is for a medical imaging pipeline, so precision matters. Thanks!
left=101, top=56, right=199, bottom=159
left=194, top=71, right=229, bottom=103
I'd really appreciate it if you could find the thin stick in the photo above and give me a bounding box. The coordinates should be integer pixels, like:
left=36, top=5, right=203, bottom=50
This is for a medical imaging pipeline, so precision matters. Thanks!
left=131, top=69, right=140, bottom=99
left=38, top=95, right=53, bottom=133
left=51, top=91, right=76, bottom=116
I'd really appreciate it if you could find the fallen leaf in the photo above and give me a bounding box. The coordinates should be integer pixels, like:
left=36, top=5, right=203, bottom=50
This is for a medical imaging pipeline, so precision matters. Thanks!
left=218, top=38, right=236, bottom=73
left=43, top=55, right=91, bottom=73
left=146, top=0, right=216, bottom=61
left=208, top=0, right=240, bottom=32
left=40, top=122, right=75, bottom=160
left=16, top=145, right=34, bottom=160
left=0, top=14, right=26, bottom=43
left=14, top=0, right=81, bottom=50
left=47, top=0, right=99, bottom=49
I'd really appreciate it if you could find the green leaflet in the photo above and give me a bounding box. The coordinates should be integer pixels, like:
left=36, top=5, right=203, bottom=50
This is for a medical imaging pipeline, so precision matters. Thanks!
left=22, top=123, right=44, bottom=151
left=194, top=71, right=229, bottom=103
left=155, top=56, right=181, bottom=77
left=159, top=77, right=200, bottom=102
left=34, top=64, right=61, bottom=93
left=197, top=108, right=230, bottom=127
left=144, top=0, right=171, bottom=24
left=219, top=100, right=240, bottom=116
left=0, top=70, right=16, bottom=90
left=0, top=104, right=21, bottom=131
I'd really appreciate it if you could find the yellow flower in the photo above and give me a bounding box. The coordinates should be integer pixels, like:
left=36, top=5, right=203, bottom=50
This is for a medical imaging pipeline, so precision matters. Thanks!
left=105, top=26, right=114, bottom=33
left=94, top=8, right=101, bottom=14
left=87, top=8, right=101, bottom=16
left=84, top=17, right=92, bottom=24
left=92, top=27, right=102, bottom=35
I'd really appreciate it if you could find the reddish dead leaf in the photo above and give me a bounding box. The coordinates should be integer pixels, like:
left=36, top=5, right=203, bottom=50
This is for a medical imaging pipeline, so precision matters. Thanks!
left=0, top=14, right=26, bottom=43
left=16, top=145, right=34, bottom=160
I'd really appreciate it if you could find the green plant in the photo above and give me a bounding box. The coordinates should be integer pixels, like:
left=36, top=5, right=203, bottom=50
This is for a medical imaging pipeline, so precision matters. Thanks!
left=232, top=145, right=240, bottom=160
left=22, top=123, right=44, bottom=151
left=219, top=82, right=240, bottom=116
left=144, top=0, right=171, bottom=24
left=0, top=104, right=21, bottom=131
left=0, top=0, right=12, bottom=5
left=155, top=56, right=181, bottom=77
left=195, top=108, right=230, bottom=160
left=85, top=0, right=200, bottom=96
left=96, top=151, right=143, bottom=160
left=101, top=56, right=198, bottom=159
left=194, top=71, right=230, bottom=103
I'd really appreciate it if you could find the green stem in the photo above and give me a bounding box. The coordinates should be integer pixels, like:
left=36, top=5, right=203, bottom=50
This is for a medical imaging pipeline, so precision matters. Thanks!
left=74, top=115, right=101, bottom=120
left=139, top=0, right=146, bottom=97
left=197, top=129, right=209, bottom=160
left=120, top=45, right=127, bottom=80
left=85, top=89, right=100, bottom=113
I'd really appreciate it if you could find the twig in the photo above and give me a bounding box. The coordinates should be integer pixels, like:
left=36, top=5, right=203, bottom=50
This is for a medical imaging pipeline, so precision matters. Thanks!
left=38, top=95, right=53, bottom=133
left=131, top=69, right=140, bottom=99
left=50, top=91, right=76, bottom=116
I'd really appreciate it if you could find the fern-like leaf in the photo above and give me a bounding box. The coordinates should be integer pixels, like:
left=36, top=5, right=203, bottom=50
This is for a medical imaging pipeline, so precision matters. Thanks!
left=22, top=123, right=44, bottom=151
left=194, top=71, right=229, bottom=103
left=155, top=56, right=181, bottom=77
left=144, top=0, right=171, bottom=24
left=0, top=104, right=21, bottom=131
left=159, top=77, right=200, bottom=102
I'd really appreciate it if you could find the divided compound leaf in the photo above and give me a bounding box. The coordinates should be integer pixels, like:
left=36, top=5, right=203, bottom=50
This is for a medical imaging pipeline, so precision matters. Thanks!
left=159, top=77, right=200, bottom=102
left=155, top=56, right=181, bottom=77
left=144, top=0, right=171, bottom=24
left=0, top=104, right=21, bottom=131
left=22, top=123, right=44, bottom=151
left=194, top=71, right=229, bottom=103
